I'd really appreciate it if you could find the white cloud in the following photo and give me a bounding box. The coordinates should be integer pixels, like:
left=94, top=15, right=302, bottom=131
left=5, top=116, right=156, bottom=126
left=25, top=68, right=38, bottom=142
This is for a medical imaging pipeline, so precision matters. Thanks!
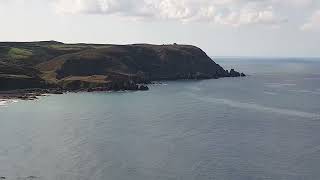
left=213, top=5, right=286, bottom=26
left=272, top=0, right=314, bottom=7
left=301, top=10, right=320, bottom=30
left=52, top=0, right=300, bottom=26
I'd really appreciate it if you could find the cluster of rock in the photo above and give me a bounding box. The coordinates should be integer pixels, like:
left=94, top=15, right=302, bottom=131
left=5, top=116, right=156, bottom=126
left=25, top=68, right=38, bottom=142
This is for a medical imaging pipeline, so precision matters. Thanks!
left=0, top=88, right=64, bottom=100
left=0, top=176, right=38, bottom=180
left=160, top=70, right=245, bottom=80
left=226, top=69, right=246, bottom=77
left=87, top=84, right=149, bottom=92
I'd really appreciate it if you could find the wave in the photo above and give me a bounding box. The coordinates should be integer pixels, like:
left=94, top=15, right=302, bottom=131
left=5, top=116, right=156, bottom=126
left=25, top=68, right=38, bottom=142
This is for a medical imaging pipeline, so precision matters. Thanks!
left=188, top=86, right=201, bottom=91
left=264, top=83, right=296, bottom=88
left=150, top=83, right=168, bottom=86
left=188, top=93, right=320, bottom=120
left=264, top=91, right=277, bottom=95
left=288, top=89, right=320, bottom=95
left=304, top=77, right=320, bottom=80
left=0, top=99, right=19, bottom=107
left=0, top=100, right=7, bottom=106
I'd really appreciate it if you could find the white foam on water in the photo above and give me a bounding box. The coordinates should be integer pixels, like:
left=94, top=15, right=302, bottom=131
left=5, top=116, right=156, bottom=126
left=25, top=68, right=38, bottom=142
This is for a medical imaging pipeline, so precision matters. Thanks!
left=188, top=93, right=320, bottom=120
left=0, top=100, right=7, bottom=106
left=0, top=99, right=18, bottom=107
left=150, top=83, right=168, bottom=86
left=264, top=91, right=277, bottom=95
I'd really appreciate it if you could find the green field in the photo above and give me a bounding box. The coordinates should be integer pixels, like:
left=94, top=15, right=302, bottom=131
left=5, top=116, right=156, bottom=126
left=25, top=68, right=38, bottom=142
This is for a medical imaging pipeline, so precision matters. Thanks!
left=7, top=48, right=33, bottom=60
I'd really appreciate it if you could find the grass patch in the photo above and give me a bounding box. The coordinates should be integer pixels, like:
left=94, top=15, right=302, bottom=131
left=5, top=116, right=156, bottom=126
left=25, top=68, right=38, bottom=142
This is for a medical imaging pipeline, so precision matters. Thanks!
left=61, top=75, right=109, bottom=83
left=48, top=44, right=111, bottom=51
left=48, top=45, right=87, bottom=51
left=8, top=48, right=33, bottom=60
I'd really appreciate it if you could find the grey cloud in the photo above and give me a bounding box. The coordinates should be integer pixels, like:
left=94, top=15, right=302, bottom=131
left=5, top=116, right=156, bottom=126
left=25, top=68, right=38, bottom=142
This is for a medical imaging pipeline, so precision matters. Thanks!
left=53, top=0, right=311, bottom=26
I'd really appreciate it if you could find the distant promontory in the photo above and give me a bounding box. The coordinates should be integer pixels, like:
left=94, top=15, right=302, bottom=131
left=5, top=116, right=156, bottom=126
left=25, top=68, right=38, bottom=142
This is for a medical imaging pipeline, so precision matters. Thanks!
left=0, top=41, right=245, bottom=99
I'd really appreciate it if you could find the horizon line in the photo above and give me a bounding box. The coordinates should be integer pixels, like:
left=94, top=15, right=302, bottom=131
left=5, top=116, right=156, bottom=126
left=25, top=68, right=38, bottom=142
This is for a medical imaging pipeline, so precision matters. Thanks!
left=212, top=56, right=320, bottom=59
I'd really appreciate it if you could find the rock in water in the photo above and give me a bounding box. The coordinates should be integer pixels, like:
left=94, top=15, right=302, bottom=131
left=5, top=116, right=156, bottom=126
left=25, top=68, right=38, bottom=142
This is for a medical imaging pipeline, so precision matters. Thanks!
left=229, top=69, right=241, bottom=77
left=138, top=85, right=149, bottom=91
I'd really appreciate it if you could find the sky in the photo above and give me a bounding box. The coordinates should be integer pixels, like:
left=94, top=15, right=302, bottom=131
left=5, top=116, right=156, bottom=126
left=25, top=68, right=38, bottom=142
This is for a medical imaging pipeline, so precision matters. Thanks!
left=0, top=0, right=319, bottom=57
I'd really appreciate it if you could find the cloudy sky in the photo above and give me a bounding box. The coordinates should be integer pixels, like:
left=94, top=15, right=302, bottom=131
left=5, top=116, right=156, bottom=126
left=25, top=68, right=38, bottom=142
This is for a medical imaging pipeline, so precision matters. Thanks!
left=0, top=0, right=319, bottom=57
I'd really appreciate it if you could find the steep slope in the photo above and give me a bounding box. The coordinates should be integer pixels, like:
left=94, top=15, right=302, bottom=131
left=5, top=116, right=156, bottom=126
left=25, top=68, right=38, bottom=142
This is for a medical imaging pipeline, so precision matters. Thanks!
left=38, top=44, right=232, bottom=88
left=0, top=61, right=48, bottom=90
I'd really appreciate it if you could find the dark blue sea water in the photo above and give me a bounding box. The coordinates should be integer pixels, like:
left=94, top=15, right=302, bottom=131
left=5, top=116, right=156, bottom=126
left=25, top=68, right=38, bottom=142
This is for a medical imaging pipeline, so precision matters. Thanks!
left=1, top=58, right=320, bottom=180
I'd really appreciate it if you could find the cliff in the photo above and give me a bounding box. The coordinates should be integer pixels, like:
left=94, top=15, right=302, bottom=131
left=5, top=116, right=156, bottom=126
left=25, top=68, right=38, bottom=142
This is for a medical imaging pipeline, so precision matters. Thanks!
left=0, top=41, right=245, bottom=91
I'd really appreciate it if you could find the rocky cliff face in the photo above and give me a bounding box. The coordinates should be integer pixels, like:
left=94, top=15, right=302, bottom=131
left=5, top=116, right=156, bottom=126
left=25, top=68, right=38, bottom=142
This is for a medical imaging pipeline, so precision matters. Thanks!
left=0, top=41, right=245, bottom=91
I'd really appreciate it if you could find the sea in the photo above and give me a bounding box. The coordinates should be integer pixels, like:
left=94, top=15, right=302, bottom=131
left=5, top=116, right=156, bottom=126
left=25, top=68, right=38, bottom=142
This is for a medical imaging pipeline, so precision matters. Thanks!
left=1, top=58, right=320, bottom=180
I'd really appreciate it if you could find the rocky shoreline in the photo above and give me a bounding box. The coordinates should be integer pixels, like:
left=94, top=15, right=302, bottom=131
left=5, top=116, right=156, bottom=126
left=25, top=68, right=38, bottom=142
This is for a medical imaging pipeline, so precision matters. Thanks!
left=0, top=84, right=150, bottom=101
left=0, top=70, right=245, bottom=101
left=0, top=88, right=64, bottom=101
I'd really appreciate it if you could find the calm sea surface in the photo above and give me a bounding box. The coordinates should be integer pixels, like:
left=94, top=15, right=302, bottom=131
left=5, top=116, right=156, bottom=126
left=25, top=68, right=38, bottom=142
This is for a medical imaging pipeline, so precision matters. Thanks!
left=1, top=58, right=320, bottom=180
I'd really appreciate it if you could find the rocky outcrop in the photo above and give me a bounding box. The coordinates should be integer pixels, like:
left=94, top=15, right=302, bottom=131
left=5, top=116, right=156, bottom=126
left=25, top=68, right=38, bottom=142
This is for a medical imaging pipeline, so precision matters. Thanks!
left=229, top=69, right=241, bottom=77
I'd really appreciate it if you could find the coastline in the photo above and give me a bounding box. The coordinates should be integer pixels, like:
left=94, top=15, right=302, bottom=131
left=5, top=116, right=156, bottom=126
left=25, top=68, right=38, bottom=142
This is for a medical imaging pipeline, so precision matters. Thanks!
left=0, top=99, right=19, bottom=107
left=0, top=88, right=64, bottom=101
left=0, top=74, right=246, bottom=101
left=0, top=85, right=149, bottom=101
